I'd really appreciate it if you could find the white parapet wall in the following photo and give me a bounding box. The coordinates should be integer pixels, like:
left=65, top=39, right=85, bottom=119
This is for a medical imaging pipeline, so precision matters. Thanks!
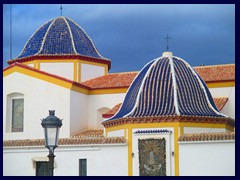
left=40, top=62, right=74, bottom=81
left=179, top=141, right=235, bottom=176
left=3, top=144, right=128, bottom=176
left=209, top=87, right=235, bottom=119
left=81, top=63, right=105, bottom=82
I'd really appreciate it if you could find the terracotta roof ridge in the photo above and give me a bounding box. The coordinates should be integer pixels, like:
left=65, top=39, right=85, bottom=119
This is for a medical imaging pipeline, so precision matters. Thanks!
left=7, top=54, right=111, bottom=68
left=178, top=132, right=235, bottom=142
left=71, top=129, right=104, bottom=138
left=109, top=71, right=139, bottom=75
left=3, top=136, right=127, bottom=147
left=193, top=64, right=235, bottom=68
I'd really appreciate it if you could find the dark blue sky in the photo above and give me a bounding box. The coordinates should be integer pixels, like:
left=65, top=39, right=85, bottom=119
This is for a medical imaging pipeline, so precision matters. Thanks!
left=3, top=4, right=235, bottom=73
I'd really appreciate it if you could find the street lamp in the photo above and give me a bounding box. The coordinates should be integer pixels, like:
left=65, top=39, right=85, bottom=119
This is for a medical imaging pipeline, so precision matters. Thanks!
left=41, top=110, right=62, bottom=176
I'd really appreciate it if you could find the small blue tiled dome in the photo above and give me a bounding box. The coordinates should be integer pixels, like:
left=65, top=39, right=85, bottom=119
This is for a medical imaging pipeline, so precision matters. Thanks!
left=16, top=16, right=104, bottom=59
left=105, top=52, right=228, bottom=122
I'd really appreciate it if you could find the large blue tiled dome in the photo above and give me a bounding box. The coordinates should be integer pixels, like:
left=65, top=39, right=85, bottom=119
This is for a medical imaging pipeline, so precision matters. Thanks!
left=105, top=52, right=228, bottom=122
left=16, top=16, right=105, bottom=59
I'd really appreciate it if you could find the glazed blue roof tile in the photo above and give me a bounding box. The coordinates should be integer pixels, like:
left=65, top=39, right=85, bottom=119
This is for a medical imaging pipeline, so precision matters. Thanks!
left=16, top=16, right=105, bottom=59
left=105, top=52, right=228, bottom=122
left=18, top=20, right=53, bottom=58
left=111, top=60, right=156, bottom=120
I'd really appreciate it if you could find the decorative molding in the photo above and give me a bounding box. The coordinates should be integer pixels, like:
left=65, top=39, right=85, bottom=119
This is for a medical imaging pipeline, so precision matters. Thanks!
left=102, top=116, right=235, bottom=128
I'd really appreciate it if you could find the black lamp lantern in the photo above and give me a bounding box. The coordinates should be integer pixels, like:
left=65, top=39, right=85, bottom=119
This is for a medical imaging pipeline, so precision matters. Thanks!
left=41, top=110, right=62, bottom=176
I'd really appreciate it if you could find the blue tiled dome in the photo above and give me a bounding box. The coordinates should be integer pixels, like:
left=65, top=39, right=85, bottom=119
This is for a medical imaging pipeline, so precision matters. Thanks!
left=106, top=52, right=228, bottom=121
left=16, top=16, right=105, bottom=59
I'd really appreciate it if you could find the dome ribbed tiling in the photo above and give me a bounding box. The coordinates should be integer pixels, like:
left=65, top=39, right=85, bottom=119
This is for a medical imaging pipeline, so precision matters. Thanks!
left=105, top=52, right=228, bottom=122
left=16, top=16, right=104, bottom=59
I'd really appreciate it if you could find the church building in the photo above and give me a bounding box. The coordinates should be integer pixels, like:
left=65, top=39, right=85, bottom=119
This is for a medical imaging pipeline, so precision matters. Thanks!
left=3, top=16, right=235, bottom=176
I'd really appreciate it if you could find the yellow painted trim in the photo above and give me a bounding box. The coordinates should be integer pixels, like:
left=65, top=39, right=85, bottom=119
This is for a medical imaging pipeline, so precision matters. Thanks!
left=174, top=126, right=179, bottom=176
left=3, top=68, right=15, bottom=77
left=180, top=126, right=184, bottom=135
left=3, top=66, right=89, bottom=94
left=38, top=61, right=41, bottom=70
left=104, top=64, right=108, bottom=75
left=33, top=62, right=37, bottom=68
left=80, top=60, right=107, bottom=68
left=206, top=81, right=235, bottom=88
left=128, top=127, right=133, bottom=176
left=89, top=88, right=128, bottom=95
left=225, top=124, right=235, bottom=132
left=71, top=84, right=90, bottom=94
left=23, top=61, right=34, bottom=65
left=78, top=62, right=81, bottom=82
left=74, top=62, right=77, bottom=82
left=124, top=128, right=126, bottom=139
left=105, top=129, right=108, bottom=137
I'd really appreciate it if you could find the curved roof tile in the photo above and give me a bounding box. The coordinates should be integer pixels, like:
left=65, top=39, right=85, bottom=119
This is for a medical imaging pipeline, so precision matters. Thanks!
left=178, top=132, right=235, bottom=142
left=105, top=52, right=229, bottom=122
left=16, top=16, right=105, bottom=59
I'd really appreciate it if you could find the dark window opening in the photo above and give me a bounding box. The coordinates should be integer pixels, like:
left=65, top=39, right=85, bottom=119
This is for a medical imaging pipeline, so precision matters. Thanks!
left=79, top=159, right=87, bottom=176
left=12, top=98, right=24, bottom=132
left=36, top=161, right=50, bottom=176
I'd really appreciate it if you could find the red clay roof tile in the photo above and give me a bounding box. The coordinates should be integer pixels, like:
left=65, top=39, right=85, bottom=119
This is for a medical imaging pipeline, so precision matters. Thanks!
left=213, top=97, right=228, bottom=110
left=81, top=64, right=235, bottom=89
left=81, top=72, right=137, bottom=89
left=194, top=64, right=235, bottom=82
left=71, top=129, right=104, bottom=138
left=178, top=132, right=235, bottom=142
left=102, top=97, right=228, bottom=117
left=3, top=136, right=126, bottom=147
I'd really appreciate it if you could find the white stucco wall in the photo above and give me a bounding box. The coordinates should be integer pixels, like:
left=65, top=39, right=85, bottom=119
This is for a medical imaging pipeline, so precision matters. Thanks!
left=107, top=129, right=125, bottom=137
left=3, top=72, right=71, bottom=140
left=3, top=144, right=128, bottom=176
left=40, top=62, right=74, bottom=81
left=184, top=127, right=226, bottom=134
left=88, top=93, right=126, bottom=129
left=179, top=141, right=235, bottom=176
left=132, top=128, right=175, bottom=176
left=70, top=91, right=89, bottom=135
left=81, top=63, right=105, bottom=82
left=26, top=63, right=34, bottom=67
left=209, top=87, right=235, bottom=119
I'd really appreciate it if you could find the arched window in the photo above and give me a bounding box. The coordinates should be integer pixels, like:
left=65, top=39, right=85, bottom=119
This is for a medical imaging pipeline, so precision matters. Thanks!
left=6, top=93, right=24, bottom=132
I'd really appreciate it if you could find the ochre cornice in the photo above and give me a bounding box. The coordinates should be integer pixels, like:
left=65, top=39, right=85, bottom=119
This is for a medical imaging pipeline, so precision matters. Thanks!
left=102, top=116, right=235, bottom=128
left=7, top=54, right=111, bottom=70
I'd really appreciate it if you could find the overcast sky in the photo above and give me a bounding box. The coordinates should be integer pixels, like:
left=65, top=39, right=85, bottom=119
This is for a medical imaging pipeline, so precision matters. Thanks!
left=3, top=4, right=235, bottom=73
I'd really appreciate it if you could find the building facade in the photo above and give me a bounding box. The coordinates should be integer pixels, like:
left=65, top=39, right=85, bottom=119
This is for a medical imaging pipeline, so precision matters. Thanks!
left=3, top=16, right=235, bottom=176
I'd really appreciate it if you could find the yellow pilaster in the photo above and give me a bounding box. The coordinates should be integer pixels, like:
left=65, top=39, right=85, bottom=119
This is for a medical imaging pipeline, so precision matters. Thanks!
left=78, top=62, right=81, bottom=82
left=74, top=61, right=77, bottom=82
left=128, top=127, right=133, bottom=176
left=174, top=126, right=179, bottom=176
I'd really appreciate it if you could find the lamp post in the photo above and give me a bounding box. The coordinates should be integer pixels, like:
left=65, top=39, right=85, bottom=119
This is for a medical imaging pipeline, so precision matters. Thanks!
left=41, top=110, right=62, bottom=176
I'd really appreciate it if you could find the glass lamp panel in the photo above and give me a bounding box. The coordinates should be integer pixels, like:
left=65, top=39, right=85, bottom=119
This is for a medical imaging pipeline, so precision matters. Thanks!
left=46, top=127, right=57, bottom=147
left=55, top=128, right=60, bottom=146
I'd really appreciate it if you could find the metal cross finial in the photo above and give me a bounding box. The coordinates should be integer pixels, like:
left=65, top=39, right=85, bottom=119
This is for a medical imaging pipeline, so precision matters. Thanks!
left=60, top=4, right=63, bottom=16
left=164, top=34, right=172, bottom=51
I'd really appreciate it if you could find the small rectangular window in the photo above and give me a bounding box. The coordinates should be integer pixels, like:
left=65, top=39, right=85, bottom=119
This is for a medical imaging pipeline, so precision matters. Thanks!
left=79, top=159, right=87, bottom=176
left=36, top=161, right=50, bottom=176
left=12, top=98, right=24, bottom=132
